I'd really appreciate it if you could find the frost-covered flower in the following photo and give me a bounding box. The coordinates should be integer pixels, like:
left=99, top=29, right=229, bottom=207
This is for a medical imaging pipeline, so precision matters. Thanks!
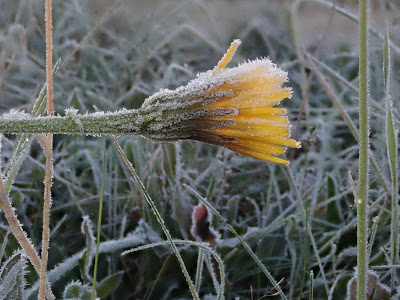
left=141, top=39, right=301, bottom=164
left=0, top=40, right=300, bottom=164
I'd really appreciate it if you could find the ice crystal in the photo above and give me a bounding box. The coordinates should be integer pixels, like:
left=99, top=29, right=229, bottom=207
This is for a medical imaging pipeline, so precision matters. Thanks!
left=2, top=109, right=31, bottom=120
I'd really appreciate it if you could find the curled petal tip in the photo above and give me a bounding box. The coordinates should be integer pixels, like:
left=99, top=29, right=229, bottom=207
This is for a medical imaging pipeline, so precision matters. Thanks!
left=214, top=39, right=242, bottom=71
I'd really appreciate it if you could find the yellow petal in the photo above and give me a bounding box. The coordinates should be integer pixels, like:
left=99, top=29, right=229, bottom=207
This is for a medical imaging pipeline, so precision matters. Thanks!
left=214, top=39, right=242, bottom=71
left=204, top=89, right=292, bottom=109
left=227, top=146, right=290, bottom=165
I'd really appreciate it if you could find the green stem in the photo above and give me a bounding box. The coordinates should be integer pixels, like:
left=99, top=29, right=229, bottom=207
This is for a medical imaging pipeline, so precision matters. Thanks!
left=194, top=249, right=205, bottom=292
left=92, top=147, right=106, bottom=299
left=357, top=0, right=369, bottom=299
left=0, top=110, right=142, bottom=135
left=309, top=270, right=314, bottom=300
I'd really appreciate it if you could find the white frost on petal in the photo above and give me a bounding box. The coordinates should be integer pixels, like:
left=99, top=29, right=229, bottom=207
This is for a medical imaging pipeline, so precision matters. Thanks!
left=141, top=57, right=288, bottom=112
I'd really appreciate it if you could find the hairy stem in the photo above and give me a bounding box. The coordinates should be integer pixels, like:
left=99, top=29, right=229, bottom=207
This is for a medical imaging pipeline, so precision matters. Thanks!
left=0, top=175, right=55, bottom=299
left=357, top=0, right=369, bottom=299
left=39, top=0, right=54, bottom=298
left=0, top=177, right=41, bottom=271
left=39, top=134, right=53, bottom=300
left=0, top=110, right=142, bottom=135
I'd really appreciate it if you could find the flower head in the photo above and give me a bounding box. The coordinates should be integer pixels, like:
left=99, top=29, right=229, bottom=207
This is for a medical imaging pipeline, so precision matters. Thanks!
left=140, top=39, right=301, bottom=164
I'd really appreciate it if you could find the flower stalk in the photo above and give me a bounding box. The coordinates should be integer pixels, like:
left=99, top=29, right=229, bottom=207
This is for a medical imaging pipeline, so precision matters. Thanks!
left=0, top=109, right=142, bottom=135
left=0, top=40, right=300, bottom=164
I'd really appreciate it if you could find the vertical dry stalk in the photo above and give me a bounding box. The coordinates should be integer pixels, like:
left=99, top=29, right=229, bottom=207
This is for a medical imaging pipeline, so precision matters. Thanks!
left=0, top=174, right=55, bottom=299
left=45, top=1, right=53, bottom=116
left=0, top=176, right=41, bottom=270
left=39, top=138, right=54, bottom=299
left=39, top=0, right=54, bottom=298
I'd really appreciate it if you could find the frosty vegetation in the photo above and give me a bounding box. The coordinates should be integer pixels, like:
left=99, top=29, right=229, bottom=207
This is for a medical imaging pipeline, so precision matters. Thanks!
left=0, top=0, right=399, bottom=299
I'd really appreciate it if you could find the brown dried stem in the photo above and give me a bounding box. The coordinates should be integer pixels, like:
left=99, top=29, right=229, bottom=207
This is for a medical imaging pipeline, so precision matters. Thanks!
left=39, top=0, right=54, bottom=298
left=0, top=175, right=55, bottom=299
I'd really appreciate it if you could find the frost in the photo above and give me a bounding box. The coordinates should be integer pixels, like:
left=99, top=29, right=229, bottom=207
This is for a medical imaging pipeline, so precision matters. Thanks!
left=337, top=247, right=357, bottom=265
left=141, top=56, right=287, bottom=113
left=90, top=108, right=135, bottom=118
left=347, top=271, right=390, bottom=300
left=65, top=107, right=84, bottom=134
left=217, top=226, right=262, bottom=249
left=80, top=215, right=96, bottom=282
left=89, top=110, right=105, bottom=117
left=2, top=109, right=31, bottom=120
left=63, top=280, right=91, bottom=300
left=25, top=220, right=162, bottom=298
left=0, top=251, right=27, bottom=299
left=65, top=107, right=79, bottom=116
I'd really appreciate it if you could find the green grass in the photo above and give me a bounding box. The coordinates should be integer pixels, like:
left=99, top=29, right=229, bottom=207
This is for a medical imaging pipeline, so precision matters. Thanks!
left=0, top=0, right=399, bottom=299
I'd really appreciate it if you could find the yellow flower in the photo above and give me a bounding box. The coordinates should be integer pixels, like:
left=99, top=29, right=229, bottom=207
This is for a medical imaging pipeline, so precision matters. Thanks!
left=141, top=39, right=301, bottom=164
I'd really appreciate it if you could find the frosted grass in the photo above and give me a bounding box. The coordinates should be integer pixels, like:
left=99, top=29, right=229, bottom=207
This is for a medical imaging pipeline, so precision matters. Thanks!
left=0, top=1, right=399, bottom=298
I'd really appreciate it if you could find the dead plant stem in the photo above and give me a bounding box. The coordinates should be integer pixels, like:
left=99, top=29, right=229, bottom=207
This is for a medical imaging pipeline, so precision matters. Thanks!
left=39, top=0, right=54, bottom=298
left=0, top=174, right=55, bottom=299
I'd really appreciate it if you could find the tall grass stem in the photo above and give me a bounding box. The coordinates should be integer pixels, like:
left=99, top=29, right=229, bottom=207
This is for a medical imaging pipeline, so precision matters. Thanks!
left=91, top=147, right=106, bottom=299
left=357, top=0, right=370, bottom=298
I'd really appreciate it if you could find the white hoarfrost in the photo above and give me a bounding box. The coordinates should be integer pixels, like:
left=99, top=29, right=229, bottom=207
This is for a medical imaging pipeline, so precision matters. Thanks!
left=2, top=109, right=31, bottom=120
left=142, top=56, right=289, bottom=112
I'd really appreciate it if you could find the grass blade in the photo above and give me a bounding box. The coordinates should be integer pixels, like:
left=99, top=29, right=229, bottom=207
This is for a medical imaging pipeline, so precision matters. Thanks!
left=112, top=137, right=199, bottom=300
left=384, top=25, right=399, bottom=293
left=122, top=240, right=225, bottom=300
left=92, top=146, right=106, bottom=299
left=309, top=270, right=314, bottom=300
